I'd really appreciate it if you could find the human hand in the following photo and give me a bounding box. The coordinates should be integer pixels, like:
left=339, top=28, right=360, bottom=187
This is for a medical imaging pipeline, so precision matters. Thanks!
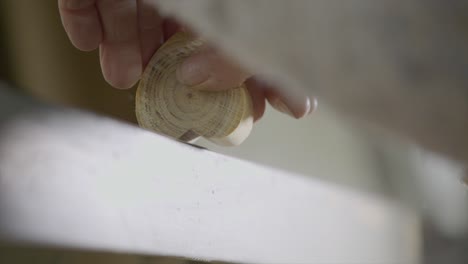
left=58, top=0, right=316, bottom=121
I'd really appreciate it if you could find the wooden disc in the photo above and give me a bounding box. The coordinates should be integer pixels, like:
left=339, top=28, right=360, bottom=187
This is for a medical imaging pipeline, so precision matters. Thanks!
left=136, top=32, right=253, bottom=146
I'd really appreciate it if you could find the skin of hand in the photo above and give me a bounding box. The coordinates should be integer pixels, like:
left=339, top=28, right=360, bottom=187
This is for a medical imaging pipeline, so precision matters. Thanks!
left=58, top=0, right=316, bottom=121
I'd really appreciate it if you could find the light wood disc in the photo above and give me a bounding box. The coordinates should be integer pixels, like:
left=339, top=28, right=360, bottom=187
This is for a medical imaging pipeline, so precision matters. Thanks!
left=136, top=32, right=253, bottom=146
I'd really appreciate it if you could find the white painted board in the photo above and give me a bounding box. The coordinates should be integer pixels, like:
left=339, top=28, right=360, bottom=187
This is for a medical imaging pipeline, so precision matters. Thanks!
left=0, top=89, right=420, bottom=263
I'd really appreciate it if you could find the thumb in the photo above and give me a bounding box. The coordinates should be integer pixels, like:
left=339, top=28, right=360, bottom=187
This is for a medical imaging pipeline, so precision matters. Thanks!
left=176, top=46, right=251, bottom=91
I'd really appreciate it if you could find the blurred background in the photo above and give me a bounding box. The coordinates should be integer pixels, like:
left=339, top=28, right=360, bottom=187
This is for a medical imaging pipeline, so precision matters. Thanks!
left=0, top=0, right=383, bottom=195
left=0, top=0, right=467, bottom=263
left=0, top=0, right=137, bottom=122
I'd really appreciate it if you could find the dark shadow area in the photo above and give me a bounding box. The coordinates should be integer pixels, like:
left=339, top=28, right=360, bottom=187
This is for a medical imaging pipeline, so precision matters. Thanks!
left=0, top=244, right=216, bottom=264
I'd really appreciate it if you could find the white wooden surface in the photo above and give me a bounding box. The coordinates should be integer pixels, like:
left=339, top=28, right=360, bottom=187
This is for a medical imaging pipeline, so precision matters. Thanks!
left=0, top=89, right=420, bottom=263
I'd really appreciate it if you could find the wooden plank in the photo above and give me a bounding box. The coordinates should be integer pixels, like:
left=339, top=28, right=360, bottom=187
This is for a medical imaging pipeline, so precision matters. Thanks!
left=0, top=88, right=420, bottom=263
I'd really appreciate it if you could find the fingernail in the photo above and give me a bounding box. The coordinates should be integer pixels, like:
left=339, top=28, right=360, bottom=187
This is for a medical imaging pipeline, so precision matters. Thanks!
left=176, top=57, right=210, bottom=86
left=127, top=63, right=142, bottom=87
left=308, top=97, right=318, bottom=115
left=107, top=62, right=141, bottom=89
left=101, top=45, right=142, bottom=89
left=270, top=98, right=296, bottom=118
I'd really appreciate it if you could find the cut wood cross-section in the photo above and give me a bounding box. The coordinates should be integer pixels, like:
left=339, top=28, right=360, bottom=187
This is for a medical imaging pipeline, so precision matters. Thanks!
left=136, top=32, right=253, bottom=146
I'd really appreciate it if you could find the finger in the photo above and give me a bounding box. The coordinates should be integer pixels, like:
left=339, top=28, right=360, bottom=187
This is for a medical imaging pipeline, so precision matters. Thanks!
left=97, top=0, right=141, bottom=89
left=137, top=0, right=163, bottom=68
left=256, top=79, right=317, bottom=119
left=176, top=46, right=251, bottom=91
left=58, top=0, right=102, bottom=51
left=266, top=91, right=317, bottom=119
left=245, top=78, right=267, bottom=122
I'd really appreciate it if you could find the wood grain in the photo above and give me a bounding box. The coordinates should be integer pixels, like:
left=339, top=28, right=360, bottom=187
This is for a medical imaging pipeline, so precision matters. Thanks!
left=136, top=32, right=253, bottom=146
